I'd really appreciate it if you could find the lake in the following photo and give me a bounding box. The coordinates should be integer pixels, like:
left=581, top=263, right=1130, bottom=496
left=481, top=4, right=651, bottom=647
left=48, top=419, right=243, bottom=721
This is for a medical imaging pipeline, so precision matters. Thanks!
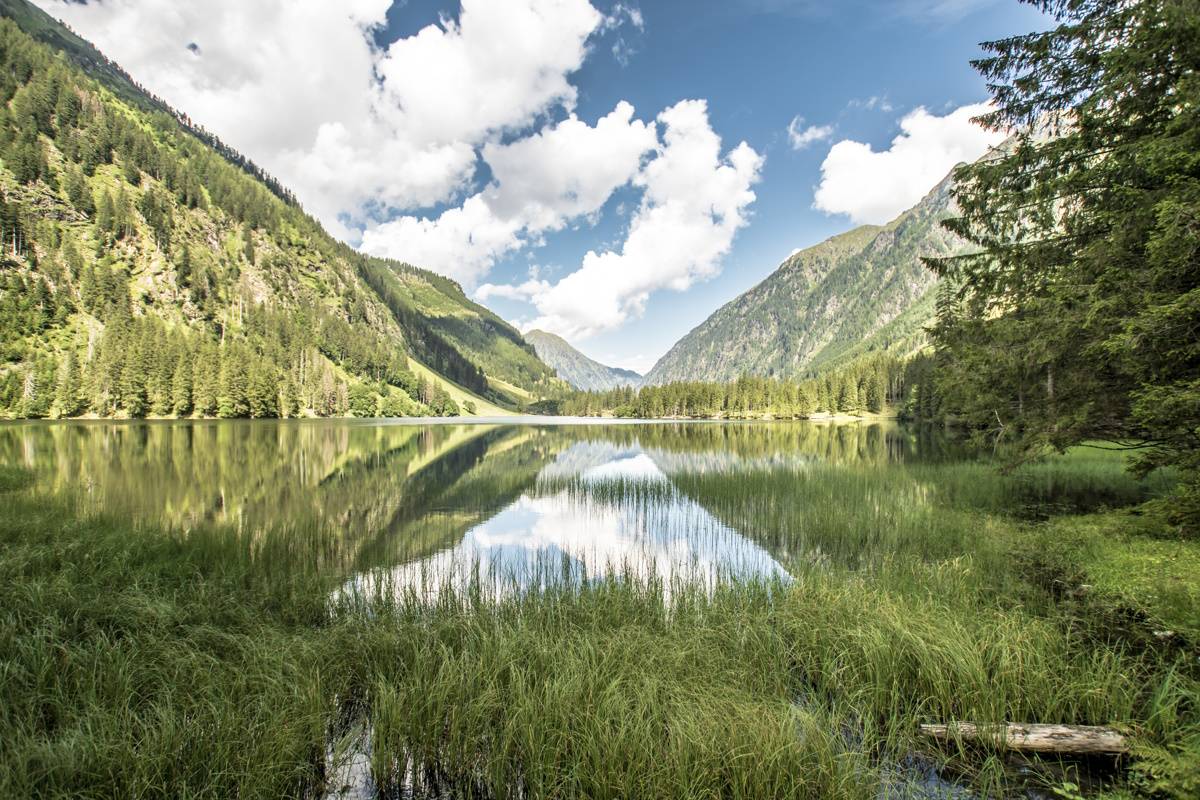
left=0, top=417, right=1152, bottom=601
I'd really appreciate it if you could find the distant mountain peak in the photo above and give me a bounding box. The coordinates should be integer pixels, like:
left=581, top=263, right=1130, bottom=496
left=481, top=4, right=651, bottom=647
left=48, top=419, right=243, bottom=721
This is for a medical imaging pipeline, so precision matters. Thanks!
left=525, top=330, right=641, bottom=391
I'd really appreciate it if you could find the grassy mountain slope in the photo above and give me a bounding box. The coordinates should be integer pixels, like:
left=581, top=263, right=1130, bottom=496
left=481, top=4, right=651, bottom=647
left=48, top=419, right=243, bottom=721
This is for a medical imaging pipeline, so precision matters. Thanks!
left=525, top=329, right=641, bottom=391
left=642, top=173, right=961, bottom=385
left=382, top=265, right=560, bottom=404
left=0, top=1, right=554, bottom=419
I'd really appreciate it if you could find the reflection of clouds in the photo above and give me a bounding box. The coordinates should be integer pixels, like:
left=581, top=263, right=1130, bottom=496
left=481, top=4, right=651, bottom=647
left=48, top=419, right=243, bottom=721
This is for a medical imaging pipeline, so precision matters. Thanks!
left=342, top=450, right=788, bottom=604
left=534, top=440, right=817, bottom=484
left=645, top=448, right=819, bottom=476
left=534, top=441, right=644, bottom=480
left=579, top=452, right=667, bottom=483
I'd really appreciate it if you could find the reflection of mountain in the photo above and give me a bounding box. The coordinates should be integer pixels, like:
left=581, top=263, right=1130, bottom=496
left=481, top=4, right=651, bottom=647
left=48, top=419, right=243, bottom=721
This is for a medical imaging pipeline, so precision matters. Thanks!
left=0, top=422, right=564, bottom=575
left=636, top=424, right=963, bottom=570
left=347, top=427, right=569, bottom=570
left=343, top=448, right=789, bottom=603
left=0, top=420, right=962, bottom=588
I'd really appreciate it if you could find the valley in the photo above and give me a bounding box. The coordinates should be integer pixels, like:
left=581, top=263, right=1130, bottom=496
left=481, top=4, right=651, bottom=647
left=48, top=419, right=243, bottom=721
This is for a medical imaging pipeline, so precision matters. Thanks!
left=0, top=1, right=1196, bottom=799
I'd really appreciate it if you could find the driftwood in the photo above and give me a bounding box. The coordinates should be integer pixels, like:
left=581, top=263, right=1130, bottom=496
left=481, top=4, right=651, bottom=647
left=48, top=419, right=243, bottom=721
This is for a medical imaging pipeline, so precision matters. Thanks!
left=919, top=723, right=1128, bottom=756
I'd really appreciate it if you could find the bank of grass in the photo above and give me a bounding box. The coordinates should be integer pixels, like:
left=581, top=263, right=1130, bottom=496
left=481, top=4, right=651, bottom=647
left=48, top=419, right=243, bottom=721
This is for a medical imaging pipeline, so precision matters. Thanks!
left=1, top=454, right=1199, bottom=798
left=1016, top=511, right=1200, bottom=643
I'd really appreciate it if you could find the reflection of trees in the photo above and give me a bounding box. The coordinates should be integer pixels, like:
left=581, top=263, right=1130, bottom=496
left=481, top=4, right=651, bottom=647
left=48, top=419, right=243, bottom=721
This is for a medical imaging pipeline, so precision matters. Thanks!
left=523, top=423, right=967, bottom=572
left=1, top=422, right=418, bottom=529
left=561, top=421, right=955, bottom=467
left=0, top=422, right=577, bottom=577
left=0, top=419, right=968, bottom=579
left=640, top=425, right=974, bottom=571
left=345, top=428, right=572, bottom=570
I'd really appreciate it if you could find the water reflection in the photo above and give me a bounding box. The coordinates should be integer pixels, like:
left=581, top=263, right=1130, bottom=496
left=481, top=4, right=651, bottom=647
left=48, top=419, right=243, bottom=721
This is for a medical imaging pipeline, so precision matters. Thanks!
left=0, top=419, right=957, bottom=595
left=343, top=444, right=790, bottom=603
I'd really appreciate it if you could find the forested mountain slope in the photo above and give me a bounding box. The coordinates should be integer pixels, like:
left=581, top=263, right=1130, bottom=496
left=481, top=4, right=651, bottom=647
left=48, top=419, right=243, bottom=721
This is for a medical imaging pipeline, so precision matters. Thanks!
left=0, top=1, right=556, bottom=418
left=642, top=171, right=963, bottom=385
left=525, top=329, right=641, bottom=391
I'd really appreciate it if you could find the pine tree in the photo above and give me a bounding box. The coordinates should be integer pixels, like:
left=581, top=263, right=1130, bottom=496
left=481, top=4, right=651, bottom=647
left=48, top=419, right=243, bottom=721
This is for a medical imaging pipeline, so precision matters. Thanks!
left=246, top=360, right=278, bottom=418
left=95, top=189, right=114, bottom=234
left=53, top=350, right=83, bottom=417
left=192, top=345, right=219, bottom=417
left=171, top=350, right=192, bottom=416
left=217, top=346, right=249, bottom=418
left=242, top=225, right=255, bottom=265
left=931, top=0, right=1200, bottom=531
left=866, top=373, right=885, bottom=413
left=119, top=340, right=148, bottom=417
left=63, top=165, right=93, bottom=215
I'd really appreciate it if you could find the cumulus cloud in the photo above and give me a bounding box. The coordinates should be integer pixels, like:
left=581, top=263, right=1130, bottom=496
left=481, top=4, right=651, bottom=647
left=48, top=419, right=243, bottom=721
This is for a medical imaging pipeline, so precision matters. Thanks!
left=813, top=102, right=1004, bottom=225
left=494, top=100, right=762, bottom=340
left=787, top=116, right=833, bottom=150
left=361, top=101, right=657, bottom=286
left=482, top=102, right=656, bottom=231
left=34, top=0, right=606, bottom=238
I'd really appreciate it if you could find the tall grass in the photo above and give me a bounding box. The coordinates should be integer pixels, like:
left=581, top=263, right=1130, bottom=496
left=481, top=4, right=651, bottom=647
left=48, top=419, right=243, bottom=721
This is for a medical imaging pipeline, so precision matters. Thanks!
left=1, top=426, right=1197, bottom=799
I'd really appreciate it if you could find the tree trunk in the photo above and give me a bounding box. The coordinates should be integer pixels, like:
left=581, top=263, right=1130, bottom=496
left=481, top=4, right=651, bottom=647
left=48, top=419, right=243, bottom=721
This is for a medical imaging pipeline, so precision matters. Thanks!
left=919, top=723, right=1127, bottom=756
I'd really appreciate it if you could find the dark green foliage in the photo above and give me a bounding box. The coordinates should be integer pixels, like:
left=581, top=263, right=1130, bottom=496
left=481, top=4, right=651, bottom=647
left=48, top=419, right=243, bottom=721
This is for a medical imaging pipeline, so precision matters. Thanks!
left=929, top=0, right=1200, bottom=533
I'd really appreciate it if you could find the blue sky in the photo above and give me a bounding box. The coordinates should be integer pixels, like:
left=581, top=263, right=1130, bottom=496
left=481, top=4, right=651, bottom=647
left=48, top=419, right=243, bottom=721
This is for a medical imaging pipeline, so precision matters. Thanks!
left=38, top=0, right=1047, bottom=373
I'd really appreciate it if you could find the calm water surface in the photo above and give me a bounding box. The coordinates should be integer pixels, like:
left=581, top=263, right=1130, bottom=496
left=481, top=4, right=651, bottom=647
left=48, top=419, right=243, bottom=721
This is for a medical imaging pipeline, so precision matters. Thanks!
left=0, top=419, right=968, bottom=599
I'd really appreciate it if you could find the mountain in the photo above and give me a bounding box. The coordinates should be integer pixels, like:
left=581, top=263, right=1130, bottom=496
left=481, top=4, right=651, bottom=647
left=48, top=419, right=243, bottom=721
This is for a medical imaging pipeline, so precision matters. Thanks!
left=525, top=329, right=641, bottom=391
left=0, top=0, right=557, bottom=418
left=642, top=171, right=962, bottom=385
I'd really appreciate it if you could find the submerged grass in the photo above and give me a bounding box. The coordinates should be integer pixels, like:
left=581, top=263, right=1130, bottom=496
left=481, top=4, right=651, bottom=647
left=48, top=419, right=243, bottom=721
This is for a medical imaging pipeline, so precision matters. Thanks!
left=2, top=439, right=1199, bottom=798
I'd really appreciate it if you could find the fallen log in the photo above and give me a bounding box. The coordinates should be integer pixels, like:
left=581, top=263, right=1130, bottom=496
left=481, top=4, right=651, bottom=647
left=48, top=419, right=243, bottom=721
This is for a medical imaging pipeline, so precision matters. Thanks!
left=919, top=723, right=1128, bottom=756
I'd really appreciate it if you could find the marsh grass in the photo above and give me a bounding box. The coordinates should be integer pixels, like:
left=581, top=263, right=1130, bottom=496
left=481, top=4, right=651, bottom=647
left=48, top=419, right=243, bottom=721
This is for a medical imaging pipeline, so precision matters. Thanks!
left=2, top=435, right=1198, bottom=798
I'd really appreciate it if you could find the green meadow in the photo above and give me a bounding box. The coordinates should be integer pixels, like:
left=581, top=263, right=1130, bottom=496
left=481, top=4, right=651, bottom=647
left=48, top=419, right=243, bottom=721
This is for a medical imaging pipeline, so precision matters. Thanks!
left=0, top=421, right=1196, bottom=798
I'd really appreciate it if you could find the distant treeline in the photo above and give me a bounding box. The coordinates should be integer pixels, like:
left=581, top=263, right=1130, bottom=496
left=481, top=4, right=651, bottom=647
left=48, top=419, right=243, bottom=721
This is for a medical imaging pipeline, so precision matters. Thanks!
left=541, top=354, right=920, bottom=419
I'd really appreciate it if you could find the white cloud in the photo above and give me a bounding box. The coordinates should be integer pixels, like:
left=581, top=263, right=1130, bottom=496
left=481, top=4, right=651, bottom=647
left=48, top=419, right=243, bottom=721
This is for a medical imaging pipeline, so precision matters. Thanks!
left=509, top=100, right=762, bottom=340
left=34, top=0, right=606, bottom=238
left=360, top=195, right=526, bottom=285
left=607, top=3, right=645, bottom=30
left=361, top=101, right=656, bottom=286
left=475, top=279, right=552, bottom=303
left=787, top=116, right=833, bottom=150
left=600, top=3, right=644, bottom=66
left=482, top=102, right=656, bottom=232
left=848, top=95, right=894, bottom=113
left=813, top=102, right=1004, bottom=225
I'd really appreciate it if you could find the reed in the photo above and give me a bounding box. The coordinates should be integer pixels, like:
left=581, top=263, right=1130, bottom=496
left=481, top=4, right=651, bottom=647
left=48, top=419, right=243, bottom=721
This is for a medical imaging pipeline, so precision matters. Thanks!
left=1, top=439, right=1197, bottom=799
